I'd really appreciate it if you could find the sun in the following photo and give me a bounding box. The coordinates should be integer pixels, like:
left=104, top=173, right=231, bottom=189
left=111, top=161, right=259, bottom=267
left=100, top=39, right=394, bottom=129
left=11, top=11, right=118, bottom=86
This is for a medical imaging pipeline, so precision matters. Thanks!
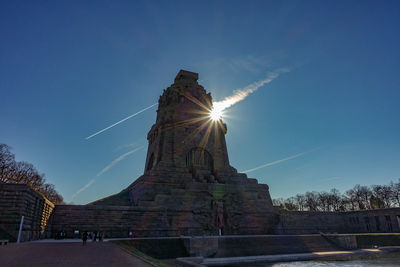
left=209, top=107, right=223, bottom=121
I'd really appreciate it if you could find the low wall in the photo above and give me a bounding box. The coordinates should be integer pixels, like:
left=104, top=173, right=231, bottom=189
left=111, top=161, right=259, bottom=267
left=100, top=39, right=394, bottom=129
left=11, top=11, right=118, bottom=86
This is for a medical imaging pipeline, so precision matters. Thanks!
left=115, top=234, right=400, bottom=260
left=322, top=234, right=357, bottom=249
left=49, top=199, right=400, bottom=238
left=343, top=209, right=400, bottom=233
left=114, top=235, right=341, bottom=259
left=275, top=208, right=400, bottom=234
left=0, top=183, right=54, bottom=242
left=113, top=235, right=343, bottom=259
left=50, top=205, right=400, bottom=238
left=275, top=211, right=347, bottom=234
left=49, top=204, right=210, bottom=238
left=113, top=238, right=189, bottom=259
left=355, top=233, right=400, bottom=248
left=212, top=235, right=340, bottom=257
left=49, top=203, right=278, bottom=238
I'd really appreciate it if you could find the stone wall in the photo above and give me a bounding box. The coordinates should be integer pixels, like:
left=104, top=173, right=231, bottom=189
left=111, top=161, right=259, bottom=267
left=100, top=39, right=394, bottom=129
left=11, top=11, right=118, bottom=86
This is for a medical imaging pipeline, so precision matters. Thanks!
left=113, top=235, right=340, bottom=259
left=0, top=183, right=54, bottom=242
left=275, top=208, right=400, bottom=234
left=49, top=199, right=278, bottom=238
left=49, top=204, right=400, bottom=238
left=115, top=234, right=400, bottom=260
left=49, top=204, right=209, bottom=238
left=342, top=208, right=400, bottom=233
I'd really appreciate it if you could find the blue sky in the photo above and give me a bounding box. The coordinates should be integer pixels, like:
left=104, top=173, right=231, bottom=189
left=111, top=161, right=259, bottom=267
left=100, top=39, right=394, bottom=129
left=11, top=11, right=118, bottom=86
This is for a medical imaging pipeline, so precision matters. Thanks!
left=1, top=1, right=399, bottom=204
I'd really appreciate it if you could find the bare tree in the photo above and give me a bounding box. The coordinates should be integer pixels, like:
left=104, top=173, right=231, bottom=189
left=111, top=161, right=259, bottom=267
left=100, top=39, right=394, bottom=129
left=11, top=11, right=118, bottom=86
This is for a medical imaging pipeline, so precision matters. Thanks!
left=272, top=198, right=284, bottom=207
left=305, top=191, right=320, bottom=211
left=283, top=197, right=299, bottom=211
left=273, top=180, right=400, bottom=212
left=358, top=185, right=373, bottom=210
left=0, top=143, right=64, bottom=204
left=329, top=188, right=342, bottom=211
left=344, top=189, right=358, bottom=211
left=370, top=194, right=385, bottom=209
left=295, top=194, right=306, bottom=211
left=0, top=144, right=16, bottom=182
left=318, top=192, right=330, bottom=211
left=39, top=183, right=64, bottom=204
left=391, top=179, right=400, bottom=206
left=371, top=185, right=393, bottom=208
left=339, top=196, right=351, bottom=211
left=12, top=161, right=38, bottom=186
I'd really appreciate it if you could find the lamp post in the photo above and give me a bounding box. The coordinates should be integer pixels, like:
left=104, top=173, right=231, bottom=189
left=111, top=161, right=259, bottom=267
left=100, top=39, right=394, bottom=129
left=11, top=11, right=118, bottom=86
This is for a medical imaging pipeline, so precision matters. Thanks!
left=17, top=215, right=24, bottom=243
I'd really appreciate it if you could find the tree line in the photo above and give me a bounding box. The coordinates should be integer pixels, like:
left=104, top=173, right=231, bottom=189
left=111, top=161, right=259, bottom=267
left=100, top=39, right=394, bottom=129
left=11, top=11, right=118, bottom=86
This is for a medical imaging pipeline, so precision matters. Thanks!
left=273, top=180, right=400, bottom=212
left=0, top=143, right=64, bottom=204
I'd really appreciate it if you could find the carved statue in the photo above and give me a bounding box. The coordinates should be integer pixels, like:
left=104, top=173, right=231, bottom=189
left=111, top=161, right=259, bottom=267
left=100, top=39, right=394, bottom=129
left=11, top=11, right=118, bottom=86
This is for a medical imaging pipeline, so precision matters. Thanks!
left=214, top=201, right=224, bottom=230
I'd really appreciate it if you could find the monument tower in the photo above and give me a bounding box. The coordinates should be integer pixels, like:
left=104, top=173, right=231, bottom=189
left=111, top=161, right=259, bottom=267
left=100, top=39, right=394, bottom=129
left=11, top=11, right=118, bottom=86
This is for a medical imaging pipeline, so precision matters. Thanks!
left=145, top=70, right=237, bottom=182
left=93, top=70, right=277, bottom=235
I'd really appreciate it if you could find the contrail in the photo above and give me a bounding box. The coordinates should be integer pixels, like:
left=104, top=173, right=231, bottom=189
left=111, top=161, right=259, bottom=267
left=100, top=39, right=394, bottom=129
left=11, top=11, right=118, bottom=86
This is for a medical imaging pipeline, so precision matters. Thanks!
left=85, top=103, right=157, bottom=140
left=212, top=68, right=289, bottom=113
left=320, top=176, right=342, bottom=182
left=97, top=146, right=143, bottom=177
left=70, top=146, right=143, bottom=200
left=242, top=148, right=318, bottom=174
left=71, top=179, right=95, bottom=200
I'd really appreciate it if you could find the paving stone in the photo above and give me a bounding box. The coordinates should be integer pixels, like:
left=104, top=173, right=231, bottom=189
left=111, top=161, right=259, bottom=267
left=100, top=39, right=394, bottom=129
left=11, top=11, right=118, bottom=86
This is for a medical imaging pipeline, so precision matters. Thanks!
left=0, top=242, right=153, bottom=267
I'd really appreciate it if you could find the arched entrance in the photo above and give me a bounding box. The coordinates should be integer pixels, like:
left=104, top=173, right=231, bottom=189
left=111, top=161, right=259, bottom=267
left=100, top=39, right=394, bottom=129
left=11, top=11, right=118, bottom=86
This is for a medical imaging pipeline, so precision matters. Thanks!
left=186, top=147, right=214, bottom=182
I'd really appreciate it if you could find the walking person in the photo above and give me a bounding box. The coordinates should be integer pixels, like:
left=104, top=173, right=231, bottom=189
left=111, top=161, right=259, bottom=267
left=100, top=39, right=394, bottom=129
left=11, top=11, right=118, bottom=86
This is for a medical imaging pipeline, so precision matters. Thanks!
left=82, top=231, right=88, bottom=246
left=99, top=232, right=104, bottom=242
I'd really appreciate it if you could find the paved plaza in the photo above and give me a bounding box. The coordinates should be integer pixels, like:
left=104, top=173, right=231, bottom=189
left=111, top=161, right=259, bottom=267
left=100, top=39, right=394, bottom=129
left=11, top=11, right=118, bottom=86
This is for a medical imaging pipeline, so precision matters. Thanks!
left=0, top=241, right=153, bottom=267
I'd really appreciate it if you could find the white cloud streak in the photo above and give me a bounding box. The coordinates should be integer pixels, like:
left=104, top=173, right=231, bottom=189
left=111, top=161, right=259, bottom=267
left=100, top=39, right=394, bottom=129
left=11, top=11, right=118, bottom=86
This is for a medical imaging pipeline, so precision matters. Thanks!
left=71, top=179, right=95, bottom=200
left=70, top=146, right=143, bottom=200
left=242, top=148, right=318, bottom=174
left=85, top=103, right=157, bottom=140
left=318, top=176, right=342, bottom=183
left=114, top=140, right=142, bottom=151
left=96, top=146, right=143, bottom=177
left=212, top=68, right=289, bottom=113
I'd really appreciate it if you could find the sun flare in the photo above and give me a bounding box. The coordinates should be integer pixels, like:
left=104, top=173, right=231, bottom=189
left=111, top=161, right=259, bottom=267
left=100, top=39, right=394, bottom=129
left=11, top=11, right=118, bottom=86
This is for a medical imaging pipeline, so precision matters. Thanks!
left=209, top=107, right=223, bottom=121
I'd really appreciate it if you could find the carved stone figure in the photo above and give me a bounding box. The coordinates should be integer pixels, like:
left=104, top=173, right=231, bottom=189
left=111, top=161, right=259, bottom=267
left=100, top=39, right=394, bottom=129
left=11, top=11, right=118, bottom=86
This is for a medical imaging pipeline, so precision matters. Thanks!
left=214, top=201, right=224, bottom=229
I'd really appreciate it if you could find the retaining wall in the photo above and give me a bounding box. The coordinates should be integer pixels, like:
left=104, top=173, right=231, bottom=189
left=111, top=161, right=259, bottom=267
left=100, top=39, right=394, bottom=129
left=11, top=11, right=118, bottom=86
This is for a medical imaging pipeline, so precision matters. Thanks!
left=276, top=208, right=400, bottom=234
left=0, top=183, right=54, bottom=242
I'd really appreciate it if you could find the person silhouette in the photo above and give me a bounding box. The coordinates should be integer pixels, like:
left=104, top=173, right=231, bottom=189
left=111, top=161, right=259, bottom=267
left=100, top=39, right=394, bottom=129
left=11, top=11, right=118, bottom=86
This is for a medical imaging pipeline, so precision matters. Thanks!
left=82, top=231, right=88, bottom=246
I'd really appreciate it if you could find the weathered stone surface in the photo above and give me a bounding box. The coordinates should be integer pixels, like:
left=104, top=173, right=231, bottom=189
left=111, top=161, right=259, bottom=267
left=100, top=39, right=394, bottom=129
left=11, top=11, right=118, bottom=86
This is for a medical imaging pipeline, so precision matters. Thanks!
left=275, top=208, right=400, bottom=234
left=183, top=237, right=219, bottom=257
left=322, top=234, right=358, bottom=249
left=0, top=242, right=153, bottom=266
left=0, top=183, right=54, bottom=241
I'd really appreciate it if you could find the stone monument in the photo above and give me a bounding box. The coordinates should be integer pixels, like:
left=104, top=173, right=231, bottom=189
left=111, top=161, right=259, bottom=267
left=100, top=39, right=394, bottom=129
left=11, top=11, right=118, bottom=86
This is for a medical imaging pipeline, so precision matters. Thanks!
left=92, top=70, right=277, bottom=235
left=50, top=70, right=400, bottom=239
